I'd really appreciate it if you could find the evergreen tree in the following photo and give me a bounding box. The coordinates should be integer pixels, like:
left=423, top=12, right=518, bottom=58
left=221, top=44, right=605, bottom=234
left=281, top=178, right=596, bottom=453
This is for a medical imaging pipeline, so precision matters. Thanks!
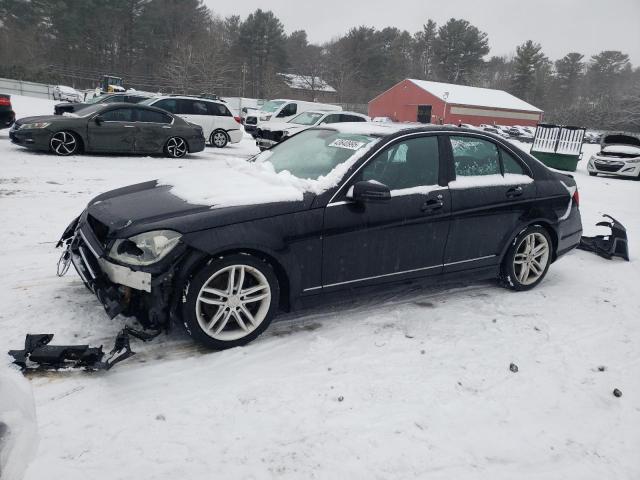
left=433, top=18, right=489, bottom=84
left=511, top=40, right=547, bottom=103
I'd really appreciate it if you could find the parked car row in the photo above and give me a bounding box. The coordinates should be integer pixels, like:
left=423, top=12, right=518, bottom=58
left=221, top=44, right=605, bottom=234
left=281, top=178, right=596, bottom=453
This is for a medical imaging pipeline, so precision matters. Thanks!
left=255, top=110, right=369, bottom=150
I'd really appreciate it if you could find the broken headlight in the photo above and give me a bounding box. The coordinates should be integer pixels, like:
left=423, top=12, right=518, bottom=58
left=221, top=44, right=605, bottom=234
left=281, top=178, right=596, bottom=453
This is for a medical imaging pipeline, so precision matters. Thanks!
left=109, top=230, right=181, bottom=266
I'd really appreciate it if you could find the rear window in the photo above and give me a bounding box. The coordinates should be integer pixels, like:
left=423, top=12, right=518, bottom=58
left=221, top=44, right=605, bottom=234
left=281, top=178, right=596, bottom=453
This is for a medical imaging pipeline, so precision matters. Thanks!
left=207, top=102, right=232, bottom=116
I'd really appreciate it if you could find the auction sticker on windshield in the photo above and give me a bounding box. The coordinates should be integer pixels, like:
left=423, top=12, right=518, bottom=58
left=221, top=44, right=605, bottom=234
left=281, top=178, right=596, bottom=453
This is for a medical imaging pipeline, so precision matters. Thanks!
left=329, top=139, right=366, bottom=150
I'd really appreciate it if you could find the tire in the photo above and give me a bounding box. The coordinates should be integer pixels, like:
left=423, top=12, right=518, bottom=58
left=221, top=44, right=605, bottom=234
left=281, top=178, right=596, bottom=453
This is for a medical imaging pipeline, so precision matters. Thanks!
left=500, top=225, right=552, bottom=291
left=210, top=130, right=229, bottom=148
left=182, top=254, right=280, bottom=349
left=49, top=131, right=80, bottom=156
left=589, top=172, right=597, bottom=177
left=164, top=137, right=188, bottom=158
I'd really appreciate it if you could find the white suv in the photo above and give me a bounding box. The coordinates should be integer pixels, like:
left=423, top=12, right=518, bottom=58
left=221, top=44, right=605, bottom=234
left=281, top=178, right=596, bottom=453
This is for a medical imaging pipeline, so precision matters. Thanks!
left=141, top=96, right=242, bottom=148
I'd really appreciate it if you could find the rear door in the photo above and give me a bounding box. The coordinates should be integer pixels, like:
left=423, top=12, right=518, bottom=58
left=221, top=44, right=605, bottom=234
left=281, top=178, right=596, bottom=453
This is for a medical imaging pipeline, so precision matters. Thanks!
left=180, top=99, right=213, bottom=138
left=443, top=134, right=535, bottom=272
left=321, top=134, right=450, bottom=290
left=87, top=107, right=136, bottom=152
left=134, top=108, right=174, bottom=153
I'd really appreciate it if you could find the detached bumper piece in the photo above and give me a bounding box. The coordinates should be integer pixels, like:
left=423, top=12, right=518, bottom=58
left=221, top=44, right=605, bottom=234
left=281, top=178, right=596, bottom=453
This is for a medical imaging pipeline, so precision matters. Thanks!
left=8, top=327, right=161, bottom=372
left=577, top=214, right=629, bottom=261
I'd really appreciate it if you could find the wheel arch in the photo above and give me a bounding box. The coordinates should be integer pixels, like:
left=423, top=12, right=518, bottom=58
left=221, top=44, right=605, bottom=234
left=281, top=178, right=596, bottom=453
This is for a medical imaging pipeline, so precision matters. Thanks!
left=499, top=219, right=559, bottom=264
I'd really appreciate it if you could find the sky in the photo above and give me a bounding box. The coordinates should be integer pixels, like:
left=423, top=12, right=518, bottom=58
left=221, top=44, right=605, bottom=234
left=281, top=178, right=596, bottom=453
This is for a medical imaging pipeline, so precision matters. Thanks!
left=204, top=0, right=640, bottom=64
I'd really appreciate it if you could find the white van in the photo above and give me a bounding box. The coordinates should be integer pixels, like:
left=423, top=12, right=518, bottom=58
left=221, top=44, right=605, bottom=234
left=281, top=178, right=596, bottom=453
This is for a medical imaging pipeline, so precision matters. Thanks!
left=142, top=95, right=243, bottom=148
left=244, top=99, right=341, bottom=136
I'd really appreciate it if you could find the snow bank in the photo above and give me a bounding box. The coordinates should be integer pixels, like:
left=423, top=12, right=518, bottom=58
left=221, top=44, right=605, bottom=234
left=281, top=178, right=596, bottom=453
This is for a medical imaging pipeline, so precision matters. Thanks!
left=158, top=143, right=375, bottom=208
left=8, top=94, right=57, bottom=119
left=449, top=173, right=534, bottom=189
left=0, top=367, right=38, bottom=480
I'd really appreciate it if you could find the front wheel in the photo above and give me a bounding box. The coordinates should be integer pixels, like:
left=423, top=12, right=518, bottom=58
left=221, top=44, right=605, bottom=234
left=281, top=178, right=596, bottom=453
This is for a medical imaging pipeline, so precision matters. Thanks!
left=501, top=226, right=552, bottom=291
left=164, top=137, right=188, bottom=158
left=50, top=131, right=80, bottom=156
left=210, top=130, right=229, bottom=148
left=182, top=254, right=280, bottom=349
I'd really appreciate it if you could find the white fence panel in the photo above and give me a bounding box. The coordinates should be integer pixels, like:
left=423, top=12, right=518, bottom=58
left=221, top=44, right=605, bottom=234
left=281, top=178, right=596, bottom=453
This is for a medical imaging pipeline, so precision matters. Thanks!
left=0, top=78, right=54, bottom=99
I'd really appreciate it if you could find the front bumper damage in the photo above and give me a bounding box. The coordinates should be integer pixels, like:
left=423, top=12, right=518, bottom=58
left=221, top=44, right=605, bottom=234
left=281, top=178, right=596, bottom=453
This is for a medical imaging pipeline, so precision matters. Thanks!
left=9, top=213, right=184, bottom=372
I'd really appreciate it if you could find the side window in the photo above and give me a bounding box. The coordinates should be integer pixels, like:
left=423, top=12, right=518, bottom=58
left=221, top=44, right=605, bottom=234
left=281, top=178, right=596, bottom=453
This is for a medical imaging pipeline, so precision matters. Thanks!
left=125, top=96, right=143, bottom=103
left=343, top=114, right=365, bottom=122
left=137, top=109, right=172, bottom=124
left=193, top=101, right=209, bottom=115
left=154, top=99, right=179, bottom=114
left=278, top=103, right=297, bottom=117
left=360, top=136, right=440, bottom=191
left=321, top=114, right=341, bottom=124
left=501, top=148, right=526, bottom=175
left=207, top=102, right=232, bottom=116
left=100, top=108, right=134, bottom=122
left=450, top=136, right=500, bottom=177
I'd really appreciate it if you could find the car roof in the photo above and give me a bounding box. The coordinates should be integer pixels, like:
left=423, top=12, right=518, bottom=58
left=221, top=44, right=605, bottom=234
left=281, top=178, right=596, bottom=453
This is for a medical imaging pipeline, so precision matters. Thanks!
left=317, top=121, right=490, bottom=137
left=150, top=95, right=225, bottom=105
left=96, top=102, right=176, bottom=115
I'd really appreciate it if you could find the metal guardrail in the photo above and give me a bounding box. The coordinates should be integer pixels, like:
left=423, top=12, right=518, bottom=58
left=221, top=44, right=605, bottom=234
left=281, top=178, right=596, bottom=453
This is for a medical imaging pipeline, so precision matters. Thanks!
left=0, top=77, right=55, bottom=99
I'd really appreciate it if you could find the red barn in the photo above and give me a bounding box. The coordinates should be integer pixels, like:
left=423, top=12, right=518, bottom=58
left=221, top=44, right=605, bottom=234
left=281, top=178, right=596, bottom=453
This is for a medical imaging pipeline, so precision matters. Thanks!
left=369, top=79, right=543, bottom=127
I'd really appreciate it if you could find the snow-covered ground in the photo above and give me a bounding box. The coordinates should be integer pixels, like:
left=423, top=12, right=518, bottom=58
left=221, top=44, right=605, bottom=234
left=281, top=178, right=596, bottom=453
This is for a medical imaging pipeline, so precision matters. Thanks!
left=1, top=95, right=639, bottom=480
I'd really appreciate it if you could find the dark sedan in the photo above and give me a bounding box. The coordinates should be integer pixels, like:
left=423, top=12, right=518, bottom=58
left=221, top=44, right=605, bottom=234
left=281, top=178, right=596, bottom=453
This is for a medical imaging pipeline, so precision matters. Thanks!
left=10, top=103, right=205, bottom=157
left=0, top=94, right=15, bottom=128
left=57, top=124, right=582, bottom=349
left=54, top=92, right=151, bottom=115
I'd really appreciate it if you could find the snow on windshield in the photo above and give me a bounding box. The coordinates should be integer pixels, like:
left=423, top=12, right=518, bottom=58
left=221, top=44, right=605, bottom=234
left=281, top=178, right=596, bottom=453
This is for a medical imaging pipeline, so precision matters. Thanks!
left=157, top=131, right=379, bottom=208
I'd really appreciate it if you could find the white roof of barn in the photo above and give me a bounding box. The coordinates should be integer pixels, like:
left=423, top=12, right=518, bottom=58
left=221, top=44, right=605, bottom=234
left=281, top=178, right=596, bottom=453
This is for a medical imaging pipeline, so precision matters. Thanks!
left=279, top=73, right=337, bottom=93
left=407, top=79, right=542, bottom=113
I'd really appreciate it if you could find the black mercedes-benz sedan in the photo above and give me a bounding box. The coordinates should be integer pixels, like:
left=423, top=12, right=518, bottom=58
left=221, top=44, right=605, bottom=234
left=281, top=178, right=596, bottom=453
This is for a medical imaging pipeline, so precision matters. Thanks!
left=57, top=124, right=582, bottom=349
left=9, top=103, right=205, bottom=157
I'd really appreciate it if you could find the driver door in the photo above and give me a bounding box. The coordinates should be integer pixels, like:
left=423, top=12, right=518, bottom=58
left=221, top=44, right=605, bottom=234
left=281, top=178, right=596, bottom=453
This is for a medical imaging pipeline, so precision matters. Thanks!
left=87, top=107, right=136, bottom=153
left=321, top=134, right=451, bottom=290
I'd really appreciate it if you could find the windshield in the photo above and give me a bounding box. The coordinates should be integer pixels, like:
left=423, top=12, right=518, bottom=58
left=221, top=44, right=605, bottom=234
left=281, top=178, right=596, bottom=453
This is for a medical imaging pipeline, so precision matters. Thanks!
left=260, top=128, right=378, bottom=180
left=289, top=111, right=324, bottom=126
left=261, top=100, right=285, bottom=113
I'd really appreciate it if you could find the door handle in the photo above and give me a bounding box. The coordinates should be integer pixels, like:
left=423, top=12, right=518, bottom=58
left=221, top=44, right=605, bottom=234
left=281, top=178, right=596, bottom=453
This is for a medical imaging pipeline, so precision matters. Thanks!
left=421, top=199, right=444, bottom=212
left=506, top=186, right=523, bottom=198
left=123, top=125, right=135, bottom=128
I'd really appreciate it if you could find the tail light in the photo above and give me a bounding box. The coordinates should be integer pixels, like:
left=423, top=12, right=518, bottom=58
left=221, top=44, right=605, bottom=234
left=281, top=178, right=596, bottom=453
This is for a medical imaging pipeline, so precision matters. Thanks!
left=234, top=116, right=241, bottom=124
left=0, top=97, right=11, bottom=107
left=572, top=189, right=580, bottom=207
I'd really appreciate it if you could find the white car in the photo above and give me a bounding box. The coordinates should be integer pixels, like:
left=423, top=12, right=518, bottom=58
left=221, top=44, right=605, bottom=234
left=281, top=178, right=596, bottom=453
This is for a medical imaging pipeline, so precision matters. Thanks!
left=372, top=116, right=393, bottom=123
left=255, top=110, right=369, bottom=150
left=587, top=134, right=640, bottom=178
left=141, top=96, right=242, bottom=148
left=244, top=99, right=341, bottom=137
left=52, top=85, right=82, bottom=102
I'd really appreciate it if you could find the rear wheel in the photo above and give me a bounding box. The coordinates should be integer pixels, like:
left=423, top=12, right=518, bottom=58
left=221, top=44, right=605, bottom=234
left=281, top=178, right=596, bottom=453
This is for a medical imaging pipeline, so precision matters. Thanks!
left=501, top=226, right=552, bottom=291
left=210, top=130, right=229, bottom=148
left=164, top=137, right=188, bottom=158
left=50, top=131, right=79, bottom=156
left=182, top=254, right=279, bottom=349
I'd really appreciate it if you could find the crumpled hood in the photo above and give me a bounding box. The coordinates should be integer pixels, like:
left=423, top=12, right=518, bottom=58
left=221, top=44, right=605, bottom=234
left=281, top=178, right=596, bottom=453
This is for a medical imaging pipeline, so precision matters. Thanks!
left=86, top=180, right=311, bottom=239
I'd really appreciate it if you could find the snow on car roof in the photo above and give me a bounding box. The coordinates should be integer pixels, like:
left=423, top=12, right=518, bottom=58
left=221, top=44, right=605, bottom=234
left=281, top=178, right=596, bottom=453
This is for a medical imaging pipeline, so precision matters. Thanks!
left=321, top=121, right=420, bottom=137
left=407, top=79, right=542, bottom=113
left=278, top=73, right=337, bottom=93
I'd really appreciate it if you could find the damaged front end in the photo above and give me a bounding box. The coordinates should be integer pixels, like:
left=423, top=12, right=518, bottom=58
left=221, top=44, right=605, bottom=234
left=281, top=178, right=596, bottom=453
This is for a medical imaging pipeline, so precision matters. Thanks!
left=9, top=212, right=191, bottom=372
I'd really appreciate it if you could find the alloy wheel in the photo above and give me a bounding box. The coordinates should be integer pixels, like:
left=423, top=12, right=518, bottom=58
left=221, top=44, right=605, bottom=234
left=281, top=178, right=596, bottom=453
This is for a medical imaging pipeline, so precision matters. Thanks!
left=513, top=232, right=550, bottom=286
left=195, top=264, right=271, bottom=341
left=50, top=131, right=78, bottom=156
left=166, top=137, right=187, bottom=158
left=211, top=131, right=228, bottom=148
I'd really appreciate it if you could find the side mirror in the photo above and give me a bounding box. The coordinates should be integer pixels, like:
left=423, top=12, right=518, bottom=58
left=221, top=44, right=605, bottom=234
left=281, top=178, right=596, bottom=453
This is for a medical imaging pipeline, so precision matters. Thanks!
left=94, top=115, right=103, bottom=125
left=277, top=109, right=287, bottom=118
left=351, top=180, right=391, bottom=203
